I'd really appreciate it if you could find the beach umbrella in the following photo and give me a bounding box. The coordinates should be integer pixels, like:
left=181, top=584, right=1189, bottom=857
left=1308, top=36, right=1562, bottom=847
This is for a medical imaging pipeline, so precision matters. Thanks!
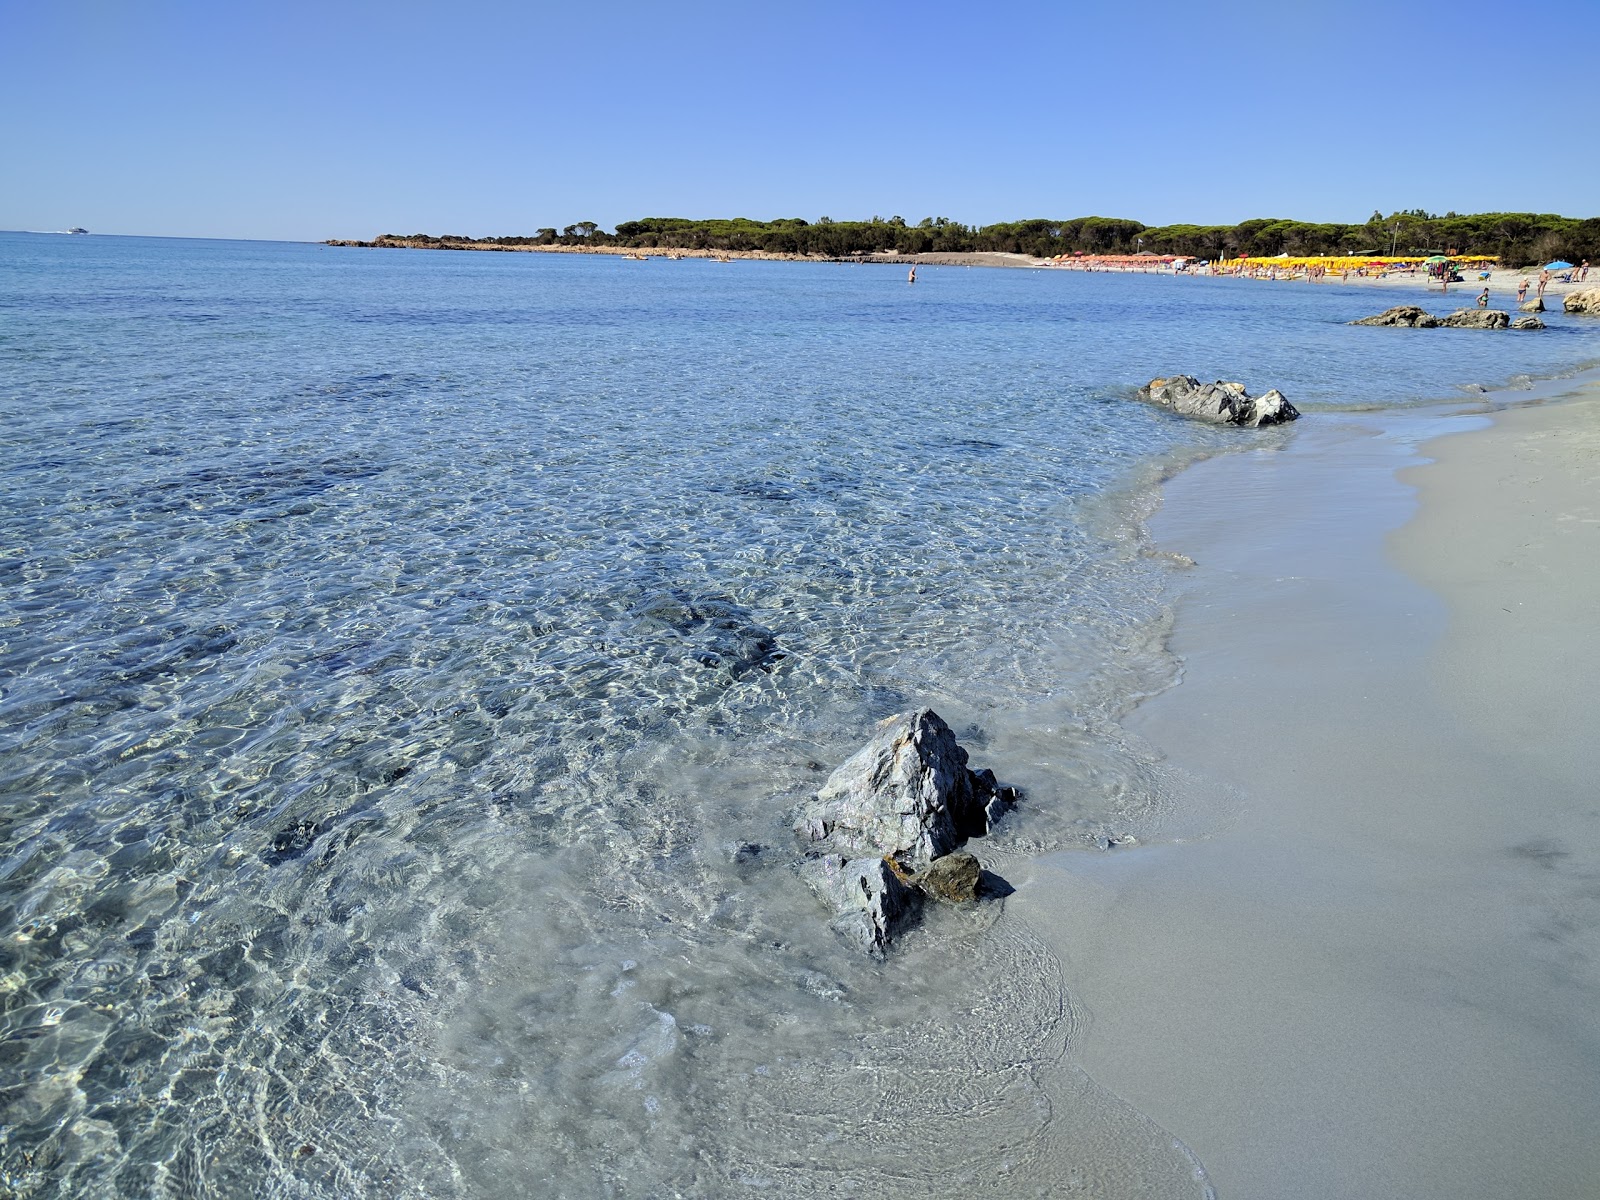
left=1424, top=255, right=1450, bottom=263
left=1545, top=260, right=1574, bottom=269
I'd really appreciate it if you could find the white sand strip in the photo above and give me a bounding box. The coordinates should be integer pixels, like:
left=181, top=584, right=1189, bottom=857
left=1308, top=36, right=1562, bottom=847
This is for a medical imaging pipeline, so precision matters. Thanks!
left=1018, top=388, right=1600, bottom=1199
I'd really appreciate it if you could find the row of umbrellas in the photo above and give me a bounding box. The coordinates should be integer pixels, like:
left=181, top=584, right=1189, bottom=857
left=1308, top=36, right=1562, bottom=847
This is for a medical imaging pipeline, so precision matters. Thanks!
left=1426, top=254, right=1575, bottom=269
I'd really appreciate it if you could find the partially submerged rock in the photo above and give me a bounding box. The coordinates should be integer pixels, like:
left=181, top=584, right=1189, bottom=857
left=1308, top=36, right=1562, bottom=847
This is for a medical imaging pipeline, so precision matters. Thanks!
left=1510, top=315, right=1546, bottom=330
left=1440, top=308, right=1510, bottom=329
left=1350, top=305, right=1438, bottom=328
left=798, top=854, right=922, bottom=956
left=795, top=709, right=1015, bottom=954
left=911, top=851, right=982, bottom=903
left=1564, top=288, right=1600, bottom=315
left=794, top=708, right=1008, bottom=868
left=1519, top=298, right=1545, bottom=313
left=1137, top=376, right=1299, bottom=427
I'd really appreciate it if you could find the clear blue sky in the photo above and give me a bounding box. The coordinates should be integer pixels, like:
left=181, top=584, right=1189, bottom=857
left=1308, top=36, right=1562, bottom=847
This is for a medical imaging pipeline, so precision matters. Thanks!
left=5, top=0, right=1596, bottom=241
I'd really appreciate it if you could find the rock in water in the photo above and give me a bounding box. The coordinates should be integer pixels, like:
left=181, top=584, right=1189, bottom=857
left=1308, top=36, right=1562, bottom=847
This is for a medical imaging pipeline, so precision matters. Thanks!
left=912, top=851, right=982, bottom=903
left=1510, top=315, right=1545, bottom=330
left=1564, top=288, right=1600, bottom=315
left=1137, top=376, right=1300, bottom=427
left=1350, top=305, right=1439, bottom=328
left=798, top=854, right=922, bottom=957
left=794, top=708, right=1000, bottom=868
left=1519, top=298, right=1545, bottom=313
left=795, top=709, right=1016, bottom=952
left=1440, top=309, right=1510, bottom=329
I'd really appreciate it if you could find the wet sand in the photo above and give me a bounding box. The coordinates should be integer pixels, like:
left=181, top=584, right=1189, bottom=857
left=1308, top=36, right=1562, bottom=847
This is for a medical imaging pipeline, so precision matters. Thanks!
left=1017, top=386, right=1600, bottom=1198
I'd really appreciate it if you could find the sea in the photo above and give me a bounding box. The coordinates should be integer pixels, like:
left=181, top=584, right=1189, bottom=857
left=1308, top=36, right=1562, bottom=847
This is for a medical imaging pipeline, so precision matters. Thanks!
left=3, top=231, right=1598, bottom=1199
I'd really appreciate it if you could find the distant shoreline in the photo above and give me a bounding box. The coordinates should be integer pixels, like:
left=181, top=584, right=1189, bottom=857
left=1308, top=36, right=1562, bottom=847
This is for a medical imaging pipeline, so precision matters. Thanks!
left=318, top=236, right=1593, bottom=296
left=323, top=237, right=1599, bottom=307
left=323, top=237, right=1047, bottom=269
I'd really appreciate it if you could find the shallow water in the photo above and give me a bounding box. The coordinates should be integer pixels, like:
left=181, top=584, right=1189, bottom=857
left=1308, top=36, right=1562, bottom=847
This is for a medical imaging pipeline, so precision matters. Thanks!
left=3, top=233, right=1598, bottom=1198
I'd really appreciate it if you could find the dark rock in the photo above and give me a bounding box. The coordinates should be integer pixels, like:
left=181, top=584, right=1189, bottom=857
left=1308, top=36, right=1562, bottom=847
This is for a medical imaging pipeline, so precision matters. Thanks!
left=798, top=854, right=922, bottom=957
left=1519, top=298, right=1545, bottom=313
left=1440, top=309, right=1510, bottom=329
left=1510, top=316, right=1545, bottom=330
left=970, top=767, right=1018, bottom=833
left=262, top=818, right=328, bottom=865
left=1137, top=376, right=1299, bottom=427
left=1350, top=305, right=1438, bottom=328
left=913, top=851, right=982, bottom=903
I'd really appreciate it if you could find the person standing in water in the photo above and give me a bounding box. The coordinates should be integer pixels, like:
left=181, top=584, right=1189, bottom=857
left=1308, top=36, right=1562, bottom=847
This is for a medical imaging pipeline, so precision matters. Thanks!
left=908, top=265, right=917, bottom=284
left=1477, top=287, right=1490, bottom=308
left=1517, top=278, right=1529, bottom=304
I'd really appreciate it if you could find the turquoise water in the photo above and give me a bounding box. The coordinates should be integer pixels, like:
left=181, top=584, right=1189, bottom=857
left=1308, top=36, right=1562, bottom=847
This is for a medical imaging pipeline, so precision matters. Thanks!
left=3, top=232, right=1598, bottom=1198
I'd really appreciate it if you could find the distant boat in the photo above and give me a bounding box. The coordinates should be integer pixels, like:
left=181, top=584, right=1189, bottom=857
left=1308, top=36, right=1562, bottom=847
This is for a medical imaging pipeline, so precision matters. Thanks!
left=67, top=227, right=89, bottom=235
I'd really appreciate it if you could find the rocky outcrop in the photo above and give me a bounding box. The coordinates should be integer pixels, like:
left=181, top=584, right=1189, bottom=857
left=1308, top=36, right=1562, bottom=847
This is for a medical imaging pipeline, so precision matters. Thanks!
left=1519, top=298, right=1545, bottom=313
left=1351, top=305, right=1438, bottom=328
left=1137, top=377, right=1299, bottom=427
left=1510, top=316, right=1545, bottom=330
left=1564, top=288, right=1600, bottom=315
left=794, top=709, right=1009, bottom=866
left=795, top=709, right=1015, bottom=954
left=1440, top=309, right=1510, bottom=329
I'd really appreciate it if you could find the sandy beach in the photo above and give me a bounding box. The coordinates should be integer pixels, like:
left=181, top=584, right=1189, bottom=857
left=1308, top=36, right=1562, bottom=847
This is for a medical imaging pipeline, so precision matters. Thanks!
left=1015, top=383, right=1600, bottom=1197
left=1225, top=264, right=1593, bottom=306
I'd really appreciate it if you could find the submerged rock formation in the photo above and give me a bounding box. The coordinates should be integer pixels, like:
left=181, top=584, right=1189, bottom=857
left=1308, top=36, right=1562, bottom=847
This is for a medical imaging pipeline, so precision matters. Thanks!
left=1440, top=309, right=1511, bottom=329
left=1564, top=288, right=1600, bottom=315
left=1350, top=305, right=1438, bottom=328
left=1137, top=377, right=1299, bottom=427
left=795, top=709, right=1015, bottom=954
left=632, top=591, right=783, bottom=675
left=1510, top=315, right=1546, bottom=330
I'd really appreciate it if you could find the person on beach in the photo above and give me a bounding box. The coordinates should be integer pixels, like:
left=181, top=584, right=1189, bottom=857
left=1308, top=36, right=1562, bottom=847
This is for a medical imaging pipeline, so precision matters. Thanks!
left=1537, top=269, right=1550, bottom=299
left=1582, top=260, right=1591, bottom=282
left=1517, top=278, right=1529, bottom=304
left=1476, top=288, right=1490, bottom=308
